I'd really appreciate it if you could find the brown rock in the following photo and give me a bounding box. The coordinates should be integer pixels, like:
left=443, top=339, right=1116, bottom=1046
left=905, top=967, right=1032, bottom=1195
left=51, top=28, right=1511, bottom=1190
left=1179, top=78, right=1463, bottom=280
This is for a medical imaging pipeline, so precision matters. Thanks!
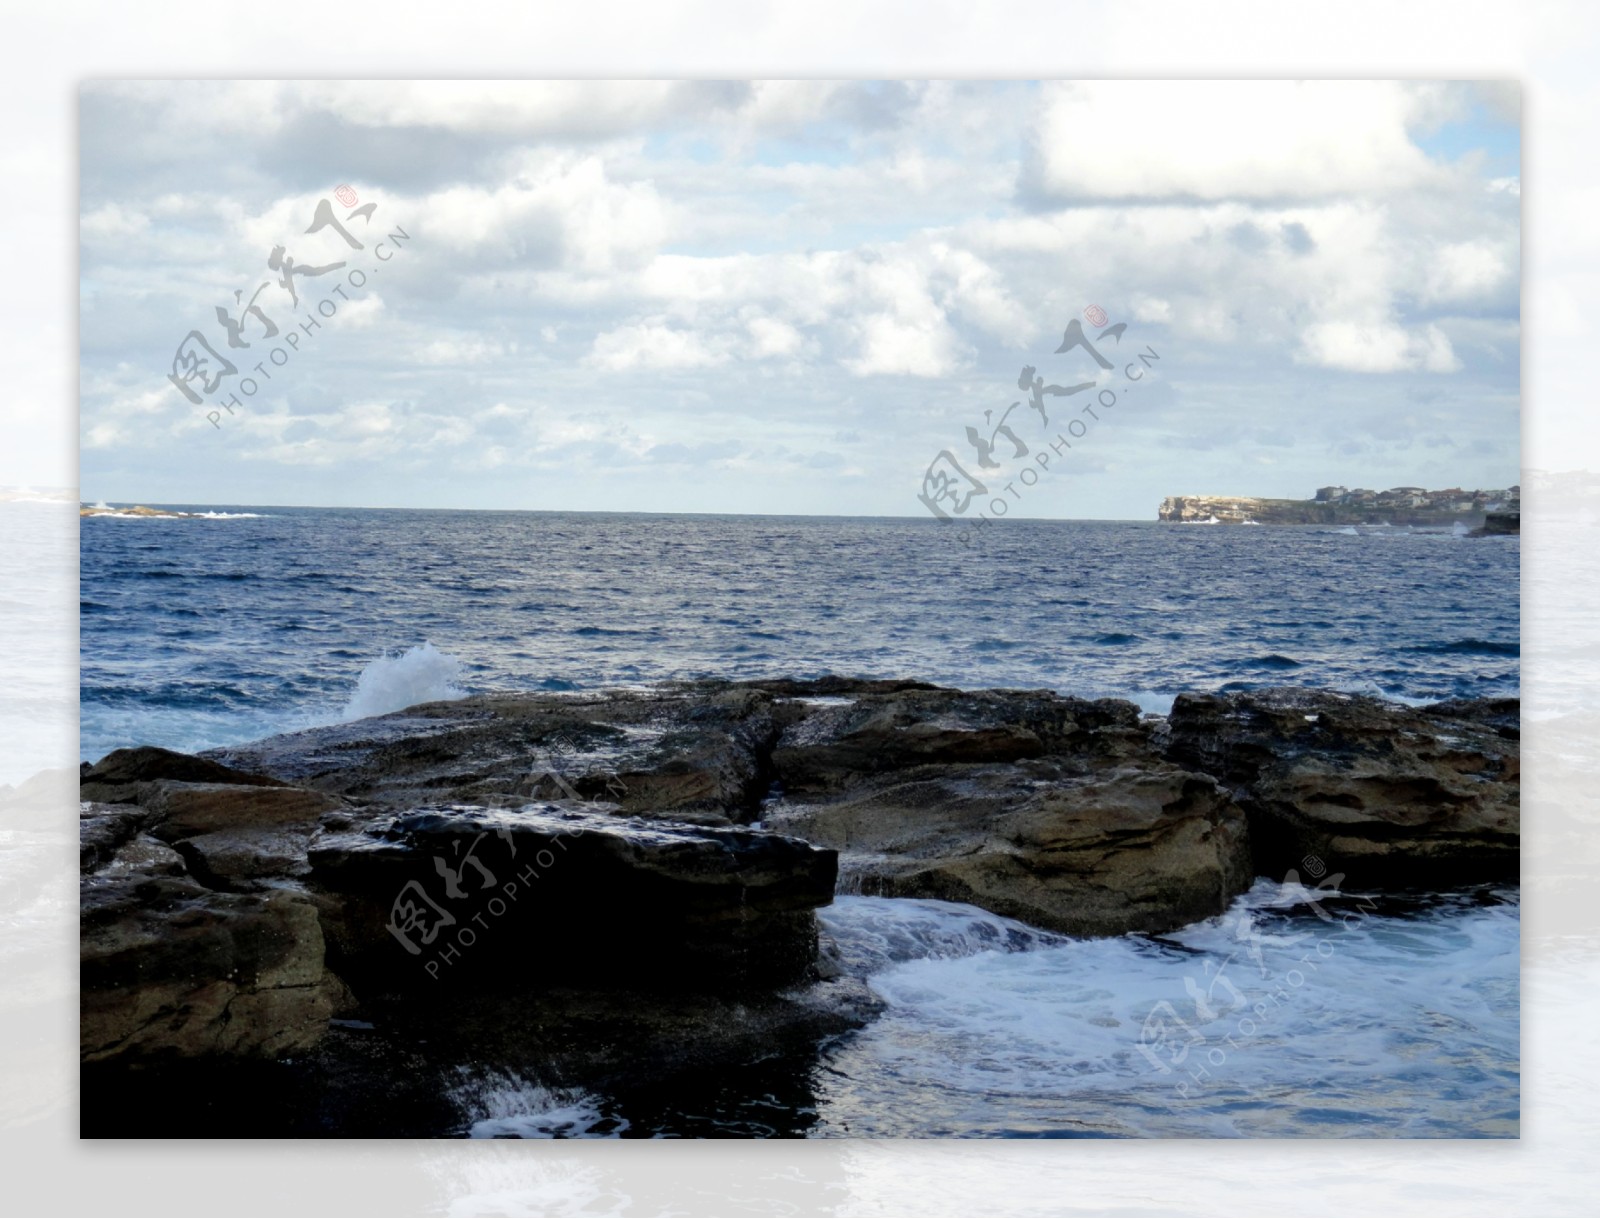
left=140, top=781, right=345, bottom=839
left=1162, top=688, right=1519, bottom=884
left=770, top=687, right=1140, bottom=794
left=80, top=745, right=288, bottom=805
left=766, top=758, right=1250, bottom=937
left=81, top=868, right=342, bottom=1063
left=206, top=686, right=780, bottom=823
left=130, top=780, right=348, bottom=888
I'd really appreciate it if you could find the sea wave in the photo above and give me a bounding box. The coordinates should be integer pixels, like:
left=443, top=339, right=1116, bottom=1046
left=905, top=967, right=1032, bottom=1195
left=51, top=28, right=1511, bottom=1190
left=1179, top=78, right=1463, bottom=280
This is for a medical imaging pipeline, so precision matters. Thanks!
left=340, top=641, right=468, bottom=721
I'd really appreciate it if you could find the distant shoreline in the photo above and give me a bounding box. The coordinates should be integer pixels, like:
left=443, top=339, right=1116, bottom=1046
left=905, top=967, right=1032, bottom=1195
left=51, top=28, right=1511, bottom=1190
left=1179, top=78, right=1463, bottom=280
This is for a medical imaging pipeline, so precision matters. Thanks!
left=1159, top=484, right=1520, bottom=526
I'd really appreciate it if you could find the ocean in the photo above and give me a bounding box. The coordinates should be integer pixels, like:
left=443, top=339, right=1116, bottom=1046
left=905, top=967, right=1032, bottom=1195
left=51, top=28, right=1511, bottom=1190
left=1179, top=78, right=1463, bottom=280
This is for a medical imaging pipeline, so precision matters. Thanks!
left=79, top=506, right=1521, bottom=1137
left=80, top=508, right=1519, bottom=762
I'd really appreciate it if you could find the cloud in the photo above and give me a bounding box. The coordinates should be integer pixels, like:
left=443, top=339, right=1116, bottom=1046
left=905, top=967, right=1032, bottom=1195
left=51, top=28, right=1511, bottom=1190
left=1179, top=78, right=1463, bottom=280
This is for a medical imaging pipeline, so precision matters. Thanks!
left=418, top=154, right=668, bottom=271
left=80, top=203, right=149, bottom=240
left=1298, top=321, right=1462, bottom=373
left=588, top=320, right=732, bottom=371
left=1023, top=81, right=1447, bottom=203
left=410, top=336, right=513, bottom=365
left=1421, top=239, right=1516, bottom=304
left=77, top=80, right=1521, bottom=516
left=87, top=79, right=754, bottom=141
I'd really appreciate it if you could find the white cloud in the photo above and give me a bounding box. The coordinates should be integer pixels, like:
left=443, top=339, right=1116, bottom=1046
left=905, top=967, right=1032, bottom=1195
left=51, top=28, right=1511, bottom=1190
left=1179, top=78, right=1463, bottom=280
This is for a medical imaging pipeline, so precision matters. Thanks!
left=89, top=79, right=748, bottom=141
left=80, top=203, right=148, bottom=240
left=421, top=154, right=668, bottom=272
left=1298, top=321, right=1462, bottom=373
left=83, top=422, right=123, bottom=449
left=77, top=79, right=1521, bottom=514
left=1027, top=81, right=1444, bottom=202
left=330, top=295, right=386, bottom=329
left=411, top=336, right=510, bottom=365
left=745, top=315, right=804, bottom=358
left=587, top=321, right=731, bottom=371
left=1422, top=240, right=1514, bottom=304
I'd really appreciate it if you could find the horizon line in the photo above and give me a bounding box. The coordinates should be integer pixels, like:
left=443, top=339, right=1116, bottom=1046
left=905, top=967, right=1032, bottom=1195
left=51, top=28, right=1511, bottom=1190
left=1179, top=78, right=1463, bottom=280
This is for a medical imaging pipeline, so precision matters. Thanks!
left=76, top=498, right=1166, bottom=523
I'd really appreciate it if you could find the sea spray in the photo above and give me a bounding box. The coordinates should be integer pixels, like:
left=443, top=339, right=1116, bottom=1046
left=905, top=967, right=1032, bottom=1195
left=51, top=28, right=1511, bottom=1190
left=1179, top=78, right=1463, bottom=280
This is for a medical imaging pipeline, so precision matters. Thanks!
left=809, top=885, right=1518, bottom=1137
left=341, top=641, right=467, bottom=721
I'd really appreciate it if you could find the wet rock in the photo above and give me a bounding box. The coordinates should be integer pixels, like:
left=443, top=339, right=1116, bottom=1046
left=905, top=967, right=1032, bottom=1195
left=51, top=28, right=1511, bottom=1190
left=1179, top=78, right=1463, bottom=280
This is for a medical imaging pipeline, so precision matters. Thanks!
left=206, top=686, right=783, bottom=824
left=79, top=745, right=287, bottom=805
left=79, top=801, right=148, bottom=872
left=79, top=677, right=1519, bottom=1084
left=770, top=687, right=1141, bottom=793
left=135, top=781, right=347, bottom=887
left=81, top=866, right=343, bottom=1063
left=1162, top=688, right=1519, bottom=884
left=306, top=803, right=838, bottom=995
left=99, top=831, right=188, bottom=878
left=80, top=976, right=884, bottom=1137
left=766, top=727, right=1250, bottom=936
left=79, top=778, right=353, bottom=1064
left=139, top=781, right=344, bottom=838
left=1469, top=510, right=1519, bottom=536
left=759, top=684, right=1250, bottom=936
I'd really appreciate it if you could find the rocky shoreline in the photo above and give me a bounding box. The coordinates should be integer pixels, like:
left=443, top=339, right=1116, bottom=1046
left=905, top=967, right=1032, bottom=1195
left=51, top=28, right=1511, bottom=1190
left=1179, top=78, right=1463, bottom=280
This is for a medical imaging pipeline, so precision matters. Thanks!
left=79, top=678, right=1519, bottom=1134
left=1157, top=487, right=1519, bottom=527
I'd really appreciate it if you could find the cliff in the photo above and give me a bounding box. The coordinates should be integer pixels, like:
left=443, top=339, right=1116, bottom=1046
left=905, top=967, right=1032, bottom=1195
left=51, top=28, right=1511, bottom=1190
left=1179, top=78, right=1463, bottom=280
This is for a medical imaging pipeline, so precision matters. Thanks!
left=1159, top=488, right=1518, bottom=526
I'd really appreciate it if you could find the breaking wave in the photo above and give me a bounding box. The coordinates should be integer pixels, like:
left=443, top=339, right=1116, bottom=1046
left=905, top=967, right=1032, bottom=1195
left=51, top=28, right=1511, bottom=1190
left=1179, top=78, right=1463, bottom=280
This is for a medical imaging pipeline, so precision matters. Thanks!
left=340, top=641, right=467, bottom=721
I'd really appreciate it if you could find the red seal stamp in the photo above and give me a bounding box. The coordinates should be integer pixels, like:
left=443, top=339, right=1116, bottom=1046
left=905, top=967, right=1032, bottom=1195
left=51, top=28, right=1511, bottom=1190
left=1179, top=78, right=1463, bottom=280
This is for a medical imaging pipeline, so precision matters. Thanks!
left=334, top=184, right=358, bottom=208
left=1084, top=304, right=1109, bottom=329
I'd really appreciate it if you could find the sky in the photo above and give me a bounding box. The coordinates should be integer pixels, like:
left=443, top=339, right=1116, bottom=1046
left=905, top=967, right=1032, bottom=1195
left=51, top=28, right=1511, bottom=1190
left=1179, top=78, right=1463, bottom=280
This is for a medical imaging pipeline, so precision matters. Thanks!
left=78, top=79, right=1521, bottom=519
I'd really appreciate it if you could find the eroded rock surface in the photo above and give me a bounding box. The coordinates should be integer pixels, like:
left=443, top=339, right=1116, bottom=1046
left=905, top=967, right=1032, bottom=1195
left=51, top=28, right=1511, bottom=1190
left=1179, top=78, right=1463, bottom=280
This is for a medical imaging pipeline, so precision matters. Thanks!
left=207, top=685, right=785, bottom=825
left=80, top=745, right=288, bottom=804
left=80, top=677, right=1519, bottom=1089
left=1162, top=687, right=1519, bottom=885
left=81, top=859, right=343, bottom=1063
left=78, top=700, right=847, bottom=1072
left=762, top=686, right=1252, bottom=936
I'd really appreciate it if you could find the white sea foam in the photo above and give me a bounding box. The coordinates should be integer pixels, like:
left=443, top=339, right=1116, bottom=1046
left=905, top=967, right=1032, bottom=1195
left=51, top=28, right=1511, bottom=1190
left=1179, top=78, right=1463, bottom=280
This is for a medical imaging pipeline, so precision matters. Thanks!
left=821, top=895, right=1067, bottom=976
left=81, top=506, right=269, bottom=519
left=340, top=641, right=467, bottom=721
left=813, top=885, right=1518, bottom=1137
left=451, top=1069, right=625, bottom=1139
left=1340, top=678, right=1437, bottom=706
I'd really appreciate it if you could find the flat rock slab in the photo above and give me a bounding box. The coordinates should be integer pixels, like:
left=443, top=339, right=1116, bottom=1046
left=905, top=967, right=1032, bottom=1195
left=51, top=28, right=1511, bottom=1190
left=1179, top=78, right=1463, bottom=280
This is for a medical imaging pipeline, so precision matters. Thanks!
left=770, top=687, right=1142, bottom=793
left=80, top=745, right=288, bottom=805
left=205, top=686, right=784, bottom=823
left=307, top=803, right=837, bottom=994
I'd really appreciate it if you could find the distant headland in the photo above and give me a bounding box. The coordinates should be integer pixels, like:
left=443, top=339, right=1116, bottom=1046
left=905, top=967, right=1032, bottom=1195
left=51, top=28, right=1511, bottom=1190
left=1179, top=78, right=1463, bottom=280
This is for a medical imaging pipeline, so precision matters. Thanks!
left=80, top=503, right=186, bottom=519
left=1158, top=484, right=1520, bottom=528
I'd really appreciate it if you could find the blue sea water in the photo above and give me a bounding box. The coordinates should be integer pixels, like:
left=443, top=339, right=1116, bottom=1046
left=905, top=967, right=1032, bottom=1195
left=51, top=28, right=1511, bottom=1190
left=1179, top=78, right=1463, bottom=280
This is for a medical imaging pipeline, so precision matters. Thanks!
left=79, top=508, right=1519, bottom=763
left=78, top=507, right=1520, bottom=1138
